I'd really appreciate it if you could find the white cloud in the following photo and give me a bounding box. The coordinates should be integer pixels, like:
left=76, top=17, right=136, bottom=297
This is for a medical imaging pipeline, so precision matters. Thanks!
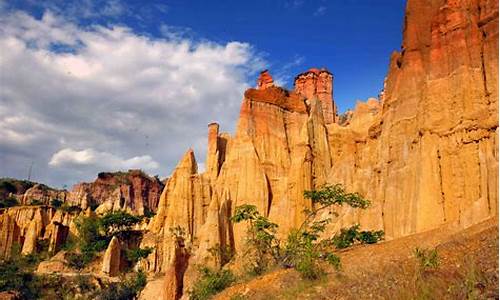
left=49, top=148, right=159, bottom=170
left=0, top=9, right=265, bottom=187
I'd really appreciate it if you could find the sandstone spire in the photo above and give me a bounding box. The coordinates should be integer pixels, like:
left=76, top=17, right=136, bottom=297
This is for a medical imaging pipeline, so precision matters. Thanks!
left=257, top=69, right=274, bottom=90
left=294, top=68, right=336, bottom=124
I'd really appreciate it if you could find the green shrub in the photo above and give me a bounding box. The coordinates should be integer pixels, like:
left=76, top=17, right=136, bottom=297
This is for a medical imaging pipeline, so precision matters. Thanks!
left=100, top=210, right=142, bottom=235
left=231, top=204, right=280, bottom=275
left=60, top=203, right=82, bottom=214
left=331, top=224, right=384, bottom=249
left=97, top=271, right=147, bottom=300
left=64, top=216, right=109, bottom=269
left=144, top=208, right=156, bottom=218
left=414, top=247, right=440, bottom=270
left=65, top=252, right=96, bottom=270
left=29, top=199, right=43, bottom=206
left=125, top=247, right=153, bottom=264
left=0, top=196, right=19, bottom=208
left=189, top=267, right=235, bottom=300
left=50, top=198, right=63, bottom=208
left=0, top=251, right=42, bottom=298
left=331, top=225, right=360, bottom=249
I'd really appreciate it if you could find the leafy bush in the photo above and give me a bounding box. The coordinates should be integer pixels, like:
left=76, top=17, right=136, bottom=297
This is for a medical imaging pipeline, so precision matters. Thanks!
left=414, top=247, right=440, bottom=270
left=60, top=203, right=82, bottom=214
left=144, top=208, right=156, bottom=218
left=230, top=184, right=383, bottom=280
left=0, top=196, right=19, bottom=208
left=29, top=199, right=44, bottom=206
left=64, top=216, right=109, bottom=269
left=97, top=271, right=147, bottom=300
left=125, top=247, right=153, bottom=264
left=100, top=210, right=142, bottom=235
left=231, top=204, right=280, bottom=275
left=50, top=198, right=63, bottom=208
left=189, top=267, right=235, bottom=300
left=65, top=252, right=95, bottom=270
left=331, top=224, right=384, bottom=249
left=0, top=251, right=42, bottom=298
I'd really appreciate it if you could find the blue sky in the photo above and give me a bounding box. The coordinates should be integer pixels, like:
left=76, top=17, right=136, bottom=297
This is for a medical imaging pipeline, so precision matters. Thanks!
left=0, top=0, right=406, bottom=187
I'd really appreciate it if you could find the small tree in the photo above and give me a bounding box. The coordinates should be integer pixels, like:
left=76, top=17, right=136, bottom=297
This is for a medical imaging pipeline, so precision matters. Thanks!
left=232, top=184, right=384, bottom=280
left=50, top=199, right=63, bottom=208
left=231, top=204, right=280, bottom=275
left=100, top=210, right=142, bottom=235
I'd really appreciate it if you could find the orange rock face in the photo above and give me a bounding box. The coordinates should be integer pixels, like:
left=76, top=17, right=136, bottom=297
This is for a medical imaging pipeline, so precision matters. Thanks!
left=257, top=69, right=274, bottom=90
left=152, top=1, right=498, bottom=298
left=294, top=68, right=336, bottom=123
left=327, top=0, right=498, bottom=238
left=68, top=170, right=164, bottom=215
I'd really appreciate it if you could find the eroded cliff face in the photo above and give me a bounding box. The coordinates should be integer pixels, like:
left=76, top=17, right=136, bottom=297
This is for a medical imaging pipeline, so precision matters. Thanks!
left=68, top=169, right=164, bottom=215
left=147, top=0, right=498, bottom=298
left=0, top=206, right=76, bottom=259
left=327, top=0, right=499, bottom=239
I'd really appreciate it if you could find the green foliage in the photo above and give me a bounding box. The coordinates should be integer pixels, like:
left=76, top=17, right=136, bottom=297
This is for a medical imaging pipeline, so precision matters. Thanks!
left=189, top=267, right=236, bottom=300
left=50, top=198, right=63, bottom=208
left=0, top=196, right=19, bottom=208
left=29, top=199, right=43, bottom=206
left=280, top=185, right=375, bottom=279
left=98, top=271, right=147, bottom=300
left=414, top=247, right=440, bottom=270
left=65, top=215, right=109, bottom=270
left=303, top=184, right=370, bottom=210
left=60, top=203, right=83, bottom=214
left=331, top=224, right=384, bottom=249
left=65, top=252, right=90, bottom=270
left=125, top=247, right=153, bottom=264
left=231, top=204, right=280, bottom=275
left=144, top=208, right=156, bottom=218
left=207, top=244, right=234, bottom=266
left=0, top=250, right=42, bottom=298
left=100, top=210, right=142, bottom=235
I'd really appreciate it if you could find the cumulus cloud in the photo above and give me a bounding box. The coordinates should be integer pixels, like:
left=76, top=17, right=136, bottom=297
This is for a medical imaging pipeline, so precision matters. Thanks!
left=49, top=148, right=159, bottom=170
left=0, top=9, right=265, bottom=187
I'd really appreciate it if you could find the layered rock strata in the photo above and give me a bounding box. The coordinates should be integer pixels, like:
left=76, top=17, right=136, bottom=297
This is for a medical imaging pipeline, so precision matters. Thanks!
left=67, top=170, right=163, bottom=215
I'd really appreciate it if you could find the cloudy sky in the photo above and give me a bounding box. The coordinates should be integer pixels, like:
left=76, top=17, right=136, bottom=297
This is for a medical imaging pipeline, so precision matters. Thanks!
left=0, top=0, right=405, bottom=188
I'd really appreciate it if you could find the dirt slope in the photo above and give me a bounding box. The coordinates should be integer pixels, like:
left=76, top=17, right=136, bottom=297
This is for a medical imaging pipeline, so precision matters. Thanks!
left=215, top=218, right=499, bottom=299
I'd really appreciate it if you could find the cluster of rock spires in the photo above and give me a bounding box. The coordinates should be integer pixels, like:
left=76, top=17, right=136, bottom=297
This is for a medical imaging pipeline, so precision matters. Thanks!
left=147, top=0, right=498, bottom=297
left=0, top=0, right=497, bottom=299
left=0, top=170, right=163, bottom=260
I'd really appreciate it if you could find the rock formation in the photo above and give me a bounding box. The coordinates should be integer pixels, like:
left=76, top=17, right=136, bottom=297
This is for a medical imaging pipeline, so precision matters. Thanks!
left=67, top=170, right=163, bottom=215
left=327, top=0, right=498, bottom=238
left=294, top=68, right=336, bottom=124
left=257, top=69, right=274, bottom=90
left=102, top=236, right=121, bottom=276
left=149, top=0, right=499, bottom=298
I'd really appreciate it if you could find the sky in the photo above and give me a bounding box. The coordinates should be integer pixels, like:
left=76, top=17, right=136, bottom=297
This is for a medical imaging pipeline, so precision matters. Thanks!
left=0, top=0, right=406, bottom=188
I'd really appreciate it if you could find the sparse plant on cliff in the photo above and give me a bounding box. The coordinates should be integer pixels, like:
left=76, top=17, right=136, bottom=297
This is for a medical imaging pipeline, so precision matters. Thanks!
left=414, top=247, right=440, bottom=270
left=125, top=247, right=153, bottom=264
left=189, top=267, right=235, bottom=300
left=65, top=215, right=109, bottom=269
left=331, top=224, right=384, bottom=249
left=100, top=210, right=143, bottom=235
left=29, top=199, right=43, bottom=206
left=231, top=204, right=280, bottom=275
left=50, top=198, right=63, bottom=208
left=97, top=270, right=147, bottom=300
left=231, top=185, right=383, bottom=280
left=0, top=196, right=18, bottom=208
